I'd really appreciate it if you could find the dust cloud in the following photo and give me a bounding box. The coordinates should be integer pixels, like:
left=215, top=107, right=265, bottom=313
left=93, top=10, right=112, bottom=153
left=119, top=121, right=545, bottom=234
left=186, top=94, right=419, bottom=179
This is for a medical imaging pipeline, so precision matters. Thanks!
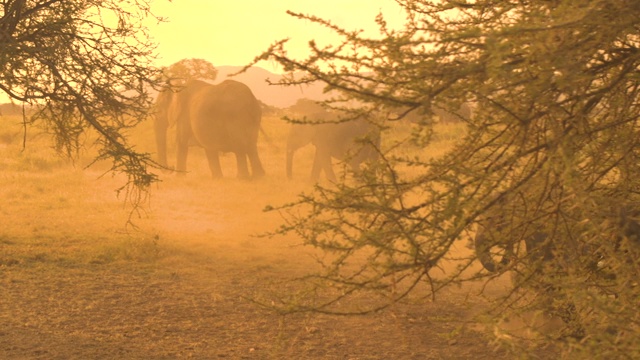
left=0, top=112, right=524, bottom=359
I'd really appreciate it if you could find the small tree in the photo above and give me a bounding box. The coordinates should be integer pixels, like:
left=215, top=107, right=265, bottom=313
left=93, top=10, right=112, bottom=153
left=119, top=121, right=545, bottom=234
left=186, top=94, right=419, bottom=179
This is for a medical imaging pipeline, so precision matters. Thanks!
left=254, top=0, right=640, bottom=357
left=162, top=58, right=218, bottom=85
left=0, top=0, right=163, bottom=206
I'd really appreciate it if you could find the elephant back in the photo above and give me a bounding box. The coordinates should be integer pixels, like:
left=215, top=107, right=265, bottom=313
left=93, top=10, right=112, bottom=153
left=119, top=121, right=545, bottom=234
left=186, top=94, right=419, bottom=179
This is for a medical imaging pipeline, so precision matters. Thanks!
left=190, top=79, right=262, bottom=152
left=319, top=118, right=380, bottom=161
left=210, top=80, right=260, bottom=118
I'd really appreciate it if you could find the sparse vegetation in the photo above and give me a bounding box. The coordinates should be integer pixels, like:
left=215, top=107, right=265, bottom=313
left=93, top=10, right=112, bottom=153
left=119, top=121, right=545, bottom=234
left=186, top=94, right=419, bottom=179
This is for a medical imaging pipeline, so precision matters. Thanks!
left=0, top=112, right=513, bottom=359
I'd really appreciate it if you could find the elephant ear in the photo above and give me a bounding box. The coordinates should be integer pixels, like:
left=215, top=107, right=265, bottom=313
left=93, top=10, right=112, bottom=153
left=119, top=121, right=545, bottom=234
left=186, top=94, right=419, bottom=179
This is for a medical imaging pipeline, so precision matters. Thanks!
left=156, top=90, right=171, bottom=108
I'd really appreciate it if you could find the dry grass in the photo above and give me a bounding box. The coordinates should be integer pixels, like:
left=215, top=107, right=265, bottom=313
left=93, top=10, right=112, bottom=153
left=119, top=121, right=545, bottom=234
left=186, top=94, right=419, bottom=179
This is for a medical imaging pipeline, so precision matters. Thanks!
left=0, top=114, right=521, bottom=359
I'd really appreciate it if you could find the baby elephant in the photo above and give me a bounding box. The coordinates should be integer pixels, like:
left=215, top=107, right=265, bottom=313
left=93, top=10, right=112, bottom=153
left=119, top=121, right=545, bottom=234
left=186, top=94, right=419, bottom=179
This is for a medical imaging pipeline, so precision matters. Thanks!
left=286, top=118, right=380, bottom=181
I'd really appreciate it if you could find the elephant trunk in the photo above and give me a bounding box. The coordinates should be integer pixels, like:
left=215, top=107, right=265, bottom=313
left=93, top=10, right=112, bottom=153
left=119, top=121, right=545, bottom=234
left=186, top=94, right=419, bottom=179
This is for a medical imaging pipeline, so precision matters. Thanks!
left=154, top=116, right=169, bottom=168
left=474, top=229, right=511, bottom=273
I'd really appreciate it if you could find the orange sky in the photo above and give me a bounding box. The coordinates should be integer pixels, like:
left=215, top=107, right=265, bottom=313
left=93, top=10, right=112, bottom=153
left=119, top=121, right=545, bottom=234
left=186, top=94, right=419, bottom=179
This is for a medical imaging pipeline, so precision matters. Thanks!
left=149, top=0, right=406, bottom=72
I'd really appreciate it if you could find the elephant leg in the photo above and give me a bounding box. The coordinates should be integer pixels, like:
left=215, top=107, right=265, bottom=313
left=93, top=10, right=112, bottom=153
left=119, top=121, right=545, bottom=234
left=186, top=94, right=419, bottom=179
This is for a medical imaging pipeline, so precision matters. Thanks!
left=310, top=149, right=323, bottom=181
left=176, top=141, right=189, bottom=175
left=234, top=151, right=251, bottom=179
left=247, top=146, right=265, bottom=178
left=204, top=148, right=223, bottom=178
left=311, top=147, right=336, bottom=182
left=286, top=149, right=295, bottom=179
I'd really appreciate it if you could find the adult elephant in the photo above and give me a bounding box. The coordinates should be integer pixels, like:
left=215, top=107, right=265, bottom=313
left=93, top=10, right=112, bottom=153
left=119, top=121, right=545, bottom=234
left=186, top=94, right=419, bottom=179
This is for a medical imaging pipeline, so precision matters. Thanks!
left=473, top=204, right=640, bottom=339
left=154, top=79, right=265, bottom=179
left=286, top=118, right=380, bottom=181
left=474, top=204, right=640, bottom=273
left=474, top=216, right=549, bottom=273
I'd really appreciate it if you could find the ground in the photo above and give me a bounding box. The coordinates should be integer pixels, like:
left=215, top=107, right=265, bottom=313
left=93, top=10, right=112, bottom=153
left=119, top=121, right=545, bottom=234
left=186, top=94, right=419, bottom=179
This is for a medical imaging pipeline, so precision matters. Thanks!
left=0, top=116, right=540, bottom=359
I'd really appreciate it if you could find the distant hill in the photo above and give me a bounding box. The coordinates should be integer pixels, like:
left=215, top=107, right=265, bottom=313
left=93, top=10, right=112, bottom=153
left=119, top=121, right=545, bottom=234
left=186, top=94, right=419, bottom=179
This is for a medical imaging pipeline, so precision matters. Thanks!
left=214, top=66, right=330, bottom=108
left=0, top=66, right=329, bottom=111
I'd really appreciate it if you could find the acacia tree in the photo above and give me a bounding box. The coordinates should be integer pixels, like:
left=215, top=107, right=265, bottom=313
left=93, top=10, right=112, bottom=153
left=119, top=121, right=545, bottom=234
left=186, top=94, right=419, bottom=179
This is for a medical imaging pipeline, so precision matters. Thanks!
left=254, top=0, right=640, bottom=357
left=0, top=0, right=163, bottom=204
left=161, top=58, right=218, bottom=84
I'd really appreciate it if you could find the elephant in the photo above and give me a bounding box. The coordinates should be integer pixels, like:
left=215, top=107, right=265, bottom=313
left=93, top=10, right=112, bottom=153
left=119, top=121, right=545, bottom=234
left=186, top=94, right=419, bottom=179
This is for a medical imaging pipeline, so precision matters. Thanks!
left=154, top=79, right=265, bottom=179
left=474, top=218, right=549, bottom=273
left=474, top=204, right=640, bottom=273
left=286, top=117, right=380, bottom=181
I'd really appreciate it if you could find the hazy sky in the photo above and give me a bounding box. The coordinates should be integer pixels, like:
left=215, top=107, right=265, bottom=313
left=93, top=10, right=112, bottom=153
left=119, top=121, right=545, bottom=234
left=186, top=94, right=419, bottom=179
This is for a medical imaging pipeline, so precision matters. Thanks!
left=149, top=0, right=407, bottom=72
left=0, top=1, right=406, bottom=103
